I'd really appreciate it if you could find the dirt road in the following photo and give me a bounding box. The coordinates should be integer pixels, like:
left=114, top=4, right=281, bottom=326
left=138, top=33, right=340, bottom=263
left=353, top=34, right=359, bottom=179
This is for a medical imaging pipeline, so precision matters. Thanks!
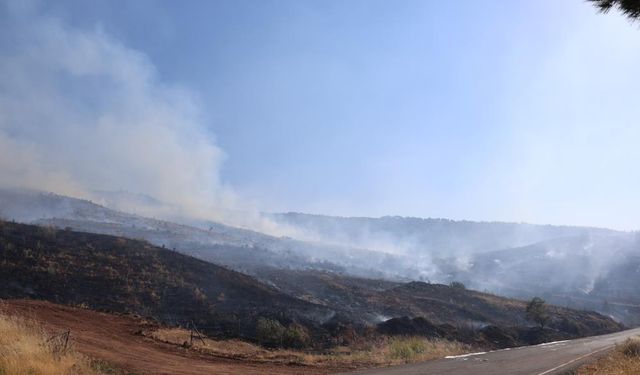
left=1, top=299, right=329, bottom=375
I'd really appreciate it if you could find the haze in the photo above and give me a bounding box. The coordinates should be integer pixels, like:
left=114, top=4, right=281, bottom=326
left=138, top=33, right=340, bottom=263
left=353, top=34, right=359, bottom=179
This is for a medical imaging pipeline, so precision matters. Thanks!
left=1, top=0, right=639, bottom=230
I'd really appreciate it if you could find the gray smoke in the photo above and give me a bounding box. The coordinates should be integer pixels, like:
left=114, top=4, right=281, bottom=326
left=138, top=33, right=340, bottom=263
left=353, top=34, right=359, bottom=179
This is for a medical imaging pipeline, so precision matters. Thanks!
left=0, top=1, right=255, bottom=226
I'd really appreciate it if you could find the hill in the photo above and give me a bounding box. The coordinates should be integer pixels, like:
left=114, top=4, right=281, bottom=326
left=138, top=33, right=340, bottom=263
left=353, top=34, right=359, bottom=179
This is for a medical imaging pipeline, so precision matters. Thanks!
left=268, top=212, right=622, bottom=257
left=0, top=188, right=409, bottom=280
left=0, top=220, right=624, bottom=350
left=254, top=268, right=623, bottom=343
left=0, top=220, right=332, bottom=341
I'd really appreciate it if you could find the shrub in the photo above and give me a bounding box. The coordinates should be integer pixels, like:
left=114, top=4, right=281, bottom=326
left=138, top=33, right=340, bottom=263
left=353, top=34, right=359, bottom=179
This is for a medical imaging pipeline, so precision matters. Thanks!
left=255, top=317, right=286, bottom=347
left=621, top=338, right=640, bottom=358
left=449, top=281, right=466, bottom=290
left=283, top=323, right=310, bottom=348
left=255, top=318, right=310, bottom=348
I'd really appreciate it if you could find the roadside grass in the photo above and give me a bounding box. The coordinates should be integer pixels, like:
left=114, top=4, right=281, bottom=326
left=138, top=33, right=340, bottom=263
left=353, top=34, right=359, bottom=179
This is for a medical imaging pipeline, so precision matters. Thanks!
left=573, top=337, right=640, bottom=374
left=0, top=312, right=95, bottom=375
left=150, top=327, right=471, bottom=368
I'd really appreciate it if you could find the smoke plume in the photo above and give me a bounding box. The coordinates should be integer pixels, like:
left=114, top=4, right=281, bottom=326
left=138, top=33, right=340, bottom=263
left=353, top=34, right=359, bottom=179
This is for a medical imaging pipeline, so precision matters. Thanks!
left=0, top=1, right=245, bottom=224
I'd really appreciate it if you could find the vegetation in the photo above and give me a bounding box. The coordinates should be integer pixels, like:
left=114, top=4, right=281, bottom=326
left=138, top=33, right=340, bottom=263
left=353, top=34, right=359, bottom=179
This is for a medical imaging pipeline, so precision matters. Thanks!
left=0, top=220, right=625, bottom=353
left=449, top=281, right=466, bottom=290
left=574, top=337, right=640, bottom=374
left=150, top=327, right=471, bottom=367
left=0, top=312, right=100, bottom=375
left=254, top=318, right=309, bottom=348
left=589, top=0, right=640, bottom=20
left=621, top=337, right=640, bottom=358
left=526, top=297, right=550, bottom=329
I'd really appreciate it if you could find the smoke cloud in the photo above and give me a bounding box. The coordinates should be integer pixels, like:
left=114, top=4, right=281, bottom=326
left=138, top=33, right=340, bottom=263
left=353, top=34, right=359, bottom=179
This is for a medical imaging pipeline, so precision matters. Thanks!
left=0, top=1, right=244, bottom=223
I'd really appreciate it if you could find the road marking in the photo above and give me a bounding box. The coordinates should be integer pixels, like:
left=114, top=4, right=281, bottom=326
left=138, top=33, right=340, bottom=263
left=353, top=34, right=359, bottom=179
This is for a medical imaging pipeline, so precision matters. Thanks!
left=535, top=346, right=612, bottom=375
left=445, top=351, right=487, bottom=359
left=445, top=340, right=570, bottom=361
left=536, top=340, right=569, bottom=347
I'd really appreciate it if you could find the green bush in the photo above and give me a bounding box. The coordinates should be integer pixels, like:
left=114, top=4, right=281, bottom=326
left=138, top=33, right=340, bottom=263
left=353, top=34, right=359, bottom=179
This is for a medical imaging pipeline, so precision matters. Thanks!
left=255, top=318, right=285, bottom=347
left=283, top=323, right=310, bottom=348
left=255, top=318, right=310, bottom=348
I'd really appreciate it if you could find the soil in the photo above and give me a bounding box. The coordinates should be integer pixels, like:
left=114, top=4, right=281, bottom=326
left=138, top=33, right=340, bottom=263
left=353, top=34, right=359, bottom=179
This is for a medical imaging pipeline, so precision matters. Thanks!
left=1, top=299, right=338, bottom=375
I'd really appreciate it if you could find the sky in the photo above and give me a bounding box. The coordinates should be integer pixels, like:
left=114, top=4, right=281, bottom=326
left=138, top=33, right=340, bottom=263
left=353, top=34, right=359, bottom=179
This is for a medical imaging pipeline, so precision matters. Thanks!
left=1, top=0, right=640, bottom=230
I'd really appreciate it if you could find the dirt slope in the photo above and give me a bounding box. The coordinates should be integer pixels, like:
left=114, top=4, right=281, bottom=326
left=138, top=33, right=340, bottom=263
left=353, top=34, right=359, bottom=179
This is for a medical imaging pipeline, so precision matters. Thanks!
left=0, top=299, right=331, bottom=375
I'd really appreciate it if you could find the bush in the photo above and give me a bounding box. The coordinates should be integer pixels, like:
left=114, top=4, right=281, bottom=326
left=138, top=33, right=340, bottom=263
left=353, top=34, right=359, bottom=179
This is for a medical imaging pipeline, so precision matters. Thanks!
left=449, top=281, right=466, bottom=290
left=621, top=338, right=640, bottom=358
left=283, top=323, right=310, bottom=348
left=255, top=318, right=286, bottom=347
left=255, top=318, right=310, bottom=348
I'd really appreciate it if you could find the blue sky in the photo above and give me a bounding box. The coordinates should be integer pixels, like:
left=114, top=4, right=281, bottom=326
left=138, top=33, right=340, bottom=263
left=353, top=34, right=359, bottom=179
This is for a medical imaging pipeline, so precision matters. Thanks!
left=3, top=0, right=640, bottom=229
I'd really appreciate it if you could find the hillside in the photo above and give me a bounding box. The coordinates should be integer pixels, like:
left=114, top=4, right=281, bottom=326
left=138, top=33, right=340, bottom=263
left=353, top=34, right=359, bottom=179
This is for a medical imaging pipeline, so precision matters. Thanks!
left=0, top=189, right=410, bottom=280
left=0, top=220, right=332, bottom=341
left=0, top=220, right=624, bottom=350
left=268, top=212, right=622, bottom=257
left=255, top=268, right=623, bottom=340
left=2, top=189, right=639, bottom=326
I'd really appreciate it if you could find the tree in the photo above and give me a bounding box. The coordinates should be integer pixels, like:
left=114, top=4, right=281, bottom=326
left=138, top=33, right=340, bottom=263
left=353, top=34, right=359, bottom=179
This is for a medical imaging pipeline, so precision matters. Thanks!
left=588, top=0, right=640, bottom=20
left=255, top=317, right=285, bottom=347
left=526, top=297, right=550, bottom=329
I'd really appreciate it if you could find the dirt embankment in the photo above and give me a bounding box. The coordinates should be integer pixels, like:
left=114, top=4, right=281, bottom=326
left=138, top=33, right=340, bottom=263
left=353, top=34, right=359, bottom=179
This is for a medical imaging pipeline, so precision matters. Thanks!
left=1, top=299, right=333, bottom=375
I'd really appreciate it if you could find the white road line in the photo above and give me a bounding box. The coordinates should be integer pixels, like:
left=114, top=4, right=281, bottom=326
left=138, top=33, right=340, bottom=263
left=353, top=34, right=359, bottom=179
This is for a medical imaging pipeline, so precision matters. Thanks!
left=446, top=340, right=570, bottom=360
left=444, top=351, right=487, bottom=359
left=535, top=346, right=612, bottom=375
left=536, top=340, right=569, bottom=347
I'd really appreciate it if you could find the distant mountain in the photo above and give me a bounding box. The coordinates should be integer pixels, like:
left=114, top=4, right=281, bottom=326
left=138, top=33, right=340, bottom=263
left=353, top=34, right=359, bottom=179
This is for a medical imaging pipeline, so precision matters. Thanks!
left=0, top=188, right=414, bottom=280
left=2, top=188, right=639, bottom=324
left=267, top=212, right=640, bottom=324
left=268, top=212, right=623, bottom=257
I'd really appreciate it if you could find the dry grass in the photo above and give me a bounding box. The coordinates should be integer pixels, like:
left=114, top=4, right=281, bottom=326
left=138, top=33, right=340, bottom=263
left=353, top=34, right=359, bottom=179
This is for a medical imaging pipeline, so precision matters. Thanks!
left=0, top=313, right=100, bottom=375
left=574, top=337, right=640, bottom=374
left=150, top=328, right=471, bottom=369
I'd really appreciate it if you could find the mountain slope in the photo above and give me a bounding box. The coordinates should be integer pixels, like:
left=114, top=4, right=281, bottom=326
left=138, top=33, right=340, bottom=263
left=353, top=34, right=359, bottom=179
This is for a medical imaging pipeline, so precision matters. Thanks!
left=0, top=220, right=333, bottom=340
left=269, top=212, right=624, bottom=257
left=0, top=220, right=624, bottom=350
left=2, top=189, right=638, bottom=326
left=254, top=268, right=622, bottom=336
left=0, top=189, right=411, bottom=280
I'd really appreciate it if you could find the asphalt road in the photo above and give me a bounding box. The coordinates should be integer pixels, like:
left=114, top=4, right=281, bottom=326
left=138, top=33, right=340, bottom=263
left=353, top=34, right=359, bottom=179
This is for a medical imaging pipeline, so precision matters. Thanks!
left=346, top=328, right=640, bottom=375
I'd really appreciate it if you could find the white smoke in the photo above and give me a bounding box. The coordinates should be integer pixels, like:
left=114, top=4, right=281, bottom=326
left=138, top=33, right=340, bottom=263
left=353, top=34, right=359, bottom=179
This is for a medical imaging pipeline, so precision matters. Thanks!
left=0, top=1, right=248, bottom=224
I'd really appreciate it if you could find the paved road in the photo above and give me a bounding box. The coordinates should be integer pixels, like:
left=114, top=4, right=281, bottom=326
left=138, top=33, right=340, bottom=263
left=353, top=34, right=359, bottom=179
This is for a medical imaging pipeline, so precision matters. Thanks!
left=347, top=328, right=640, bottom=375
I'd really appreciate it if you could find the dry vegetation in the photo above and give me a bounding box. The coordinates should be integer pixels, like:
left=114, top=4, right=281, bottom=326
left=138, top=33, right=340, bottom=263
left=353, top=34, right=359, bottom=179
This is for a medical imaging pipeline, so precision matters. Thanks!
left=574, top=337, right=640, bottom=374
left=0, top=313, right=100, bottom=375
left=150, top=327, right=471, bottom=369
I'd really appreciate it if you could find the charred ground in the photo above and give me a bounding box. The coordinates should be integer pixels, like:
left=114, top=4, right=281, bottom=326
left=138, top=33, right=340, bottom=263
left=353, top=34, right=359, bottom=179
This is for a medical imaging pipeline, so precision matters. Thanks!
left=0, top=220, right=624, bottom=350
